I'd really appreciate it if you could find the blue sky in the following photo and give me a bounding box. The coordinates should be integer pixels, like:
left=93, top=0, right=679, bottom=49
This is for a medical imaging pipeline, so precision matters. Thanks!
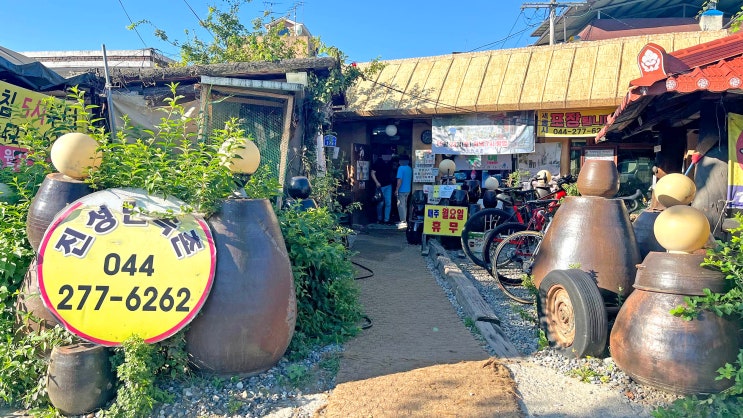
left=2, top=0, right=546, bottom=63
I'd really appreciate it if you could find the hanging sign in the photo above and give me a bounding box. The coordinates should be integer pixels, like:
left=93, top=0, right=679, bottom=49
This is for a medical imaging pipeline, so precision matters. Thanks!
left=37, top=188, right=216, bottom=346
left=323, top=134, right=337, bottom=147
left=423, top=205, right=468, bottom=236
left=537, top=109, right=614, bottom=137
left=432, top=112, right=535, bottom=155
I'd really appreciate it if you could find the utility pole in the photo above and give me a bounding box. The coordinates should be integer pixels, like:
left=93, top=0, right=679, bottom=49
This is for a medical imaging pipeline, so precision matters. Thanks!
left=522, top=0, right=586, bottom=45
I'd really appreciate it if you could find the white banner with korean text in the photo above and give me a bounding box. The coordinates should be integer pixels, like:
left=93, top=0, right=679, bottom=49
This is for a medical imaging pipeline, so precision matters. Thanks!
left=432, top=112, right=535, bottom=155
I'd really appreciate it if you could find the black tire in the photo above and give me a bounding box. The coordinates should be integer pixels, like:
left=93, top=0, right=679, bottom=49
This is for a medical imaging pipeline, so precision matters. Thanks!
left=492, top=230, right=543, bottom=291
left=460, top=208, right=514, bottom=269
left=537, top=269, right=607, bottom=358
left=482, top=222, right=527, bottom=273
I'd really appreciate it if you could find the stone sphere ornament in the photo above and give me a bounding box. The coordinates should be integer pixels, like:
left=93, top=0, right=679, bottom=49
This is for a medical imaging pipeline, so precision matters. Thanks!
left=288, top=176, right=312, bottom=199
left=438, top=159, right=456, bottom=177
left=483, top=176, right=500, bottom=190
left=653, top=173, right=696, bottom=208
left=654, top=205, right=710, bottom=253
left=50, top=132, right=101, bottom=179
left=220, top=137, right=261, bottom=174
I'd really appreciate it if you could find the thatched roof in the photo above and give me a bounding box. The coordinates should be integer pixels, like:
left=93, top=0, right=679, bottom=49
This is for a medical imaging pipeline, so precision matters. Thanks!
left=338, top=30, right=730, bottom=118
left=93, top=57, right=338, bottom=87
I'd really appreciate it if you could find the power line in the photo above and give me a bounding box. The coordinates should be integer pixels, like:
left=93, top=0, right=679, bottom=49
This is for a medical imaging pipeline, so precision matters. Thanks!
left=466, top=10, right=526, bottom=52
left=117, top=0, right=148, bottom=48
left=359, top=74, right=476, bottom=115
left=522, top=0, right=586, bottom=45
left=182, top=0, right=216, bottom=39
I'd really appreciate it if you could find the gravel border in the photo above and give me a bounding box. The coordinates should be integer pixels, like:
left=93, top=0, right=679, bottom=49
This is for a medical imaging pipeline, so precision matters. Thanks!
left=432, top=244, right=683, bottom=416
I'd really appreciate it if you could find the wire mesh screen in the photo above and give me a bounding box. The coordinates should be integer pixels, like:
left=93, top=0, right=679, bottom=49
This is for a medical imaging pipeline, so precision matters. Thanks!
left=205, top=87, right=289, bottom=183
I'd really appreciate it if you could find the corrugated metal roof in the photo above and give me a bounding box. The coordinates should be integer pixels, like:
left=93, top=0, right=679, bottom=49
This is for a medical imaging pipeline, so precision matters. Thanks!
left=339, top=30, right=730, bottom=118
left=529, top=0, right=741, bottom=46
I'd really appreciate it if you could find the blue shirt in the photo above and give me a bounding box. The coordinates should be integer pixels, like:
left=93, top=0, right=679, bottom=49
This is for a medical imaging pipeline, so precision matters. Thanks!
left=396, top=164, right=413, bottom=193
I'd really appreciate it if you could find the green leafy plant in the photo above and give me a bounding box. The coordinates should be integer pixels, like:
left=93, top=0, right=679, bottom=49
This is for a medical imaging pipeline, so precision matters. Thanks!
left=283, top=364, right=310, bottom=386
left=506, top=170, right=531, bottom=187
left=107, top=335, right=173, bottom=418
left=279, top=205, right=363, bottom=359
left=87, top=82, right=246, bottom=217
left=568, top=363, right=602, bottom=383
left=537, top=329, right=549, bottom=350
left=0, top=94, right=84, bottom=410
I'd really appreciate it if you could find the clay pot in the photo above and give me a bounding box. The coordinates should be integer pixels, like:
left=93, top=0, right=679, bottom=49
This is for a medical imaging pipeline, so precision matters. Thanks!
left=47, top=343, right=115, bottom=416
left=185, top=199, right=296, bottom=375
left=632, top=209, right=665, bottom=259
left=576, top=159, right=619, bottom=198
left=531, top=196, right=641, bottom=303
left=26, top=172, right=93, bottom=252
left=610, top=252, right=740, bottom=395
left=14, top=257, right=61, bottom=335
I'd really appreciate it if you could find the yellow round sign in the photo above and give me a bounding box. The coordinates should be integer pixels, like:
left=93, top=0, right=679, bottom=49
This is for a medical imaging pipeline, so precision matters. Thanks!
left=38, top=188, right=216, bottom=346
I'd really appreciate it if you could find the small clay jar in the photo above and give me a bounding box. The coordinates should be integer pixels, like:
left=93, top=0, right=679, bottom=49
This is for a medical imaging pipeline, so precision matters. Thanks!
left=576, top=159, right=619, bottom=198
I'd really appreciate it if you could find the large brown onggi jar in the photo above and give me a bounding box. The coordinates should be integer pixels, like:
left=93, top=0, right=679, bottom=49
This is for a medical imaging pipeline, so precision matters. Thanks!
left=27, top=173, right=93, bottom=252
left=185, top=198, right=296, bottom=375
left=610, top=252, right=741, bottom=395
left=531, top=196, right=641, bottom=303
left=14, top=257, right=61, bottom=336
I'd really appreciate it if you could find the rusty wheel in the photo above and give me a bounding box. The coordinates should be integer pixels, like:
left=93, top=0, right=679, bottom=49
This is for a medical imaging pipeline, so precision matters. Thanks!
left=538, top=269, right=608, bottom=358
left=544, top=283, right=576, bottom=345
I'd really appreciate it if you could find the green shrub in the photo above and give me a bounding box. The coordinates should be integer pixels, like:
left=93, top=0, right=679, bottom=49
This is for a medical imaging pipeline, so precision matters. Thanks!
left=279, top=205, right=362, bottom=358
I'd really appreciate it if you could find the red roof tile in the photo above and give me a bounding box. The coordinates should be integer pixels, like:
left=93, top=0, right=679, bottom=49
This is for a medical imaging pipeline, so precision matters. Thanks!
left=597, top=31, right=743, bottom=141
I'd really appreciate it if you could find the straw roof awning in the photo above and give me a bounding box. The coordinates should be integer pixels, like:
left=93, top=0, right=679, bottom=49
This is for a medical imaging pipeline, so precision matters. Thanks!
left=337, top=30, right=730, bottom=119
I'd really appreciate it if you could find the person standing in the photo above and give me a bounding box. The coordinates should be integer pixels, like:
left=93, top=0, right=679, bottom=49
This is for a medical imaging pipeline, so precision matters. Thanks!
left=371, top=155, right=393, bottom=224
left=395, top=154, right=413, bottom=229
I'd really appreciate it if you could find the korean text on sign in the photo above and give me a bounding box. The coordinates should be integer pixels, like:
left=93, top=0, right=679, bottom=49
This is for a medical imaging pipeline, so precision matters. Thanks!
left=423, top=205, right=469, bottom=237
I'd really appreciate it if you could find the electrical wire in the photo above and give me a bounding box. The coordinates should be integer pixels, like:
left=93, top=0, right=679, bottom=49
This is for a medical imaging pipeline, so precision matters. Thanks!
left=117, top=0, right=148, bottom=49
left=465, top=10, right=527, bottom=52
left=358, top=74, right=477, bottom=115
left=182, top=0, right=216, bottom=39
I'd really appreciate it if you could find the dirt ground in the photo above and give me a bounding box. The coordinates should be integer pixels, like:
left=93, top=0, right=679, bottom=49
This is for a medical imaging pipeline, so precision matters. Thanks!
left=316, top=228, right=522, bottom=417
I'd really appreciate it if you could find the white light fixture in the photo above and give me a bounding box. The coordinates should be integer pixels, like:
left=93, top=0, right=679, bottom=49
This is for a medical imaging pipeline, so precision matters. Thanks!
left=385, top=124, right=398, bottom=137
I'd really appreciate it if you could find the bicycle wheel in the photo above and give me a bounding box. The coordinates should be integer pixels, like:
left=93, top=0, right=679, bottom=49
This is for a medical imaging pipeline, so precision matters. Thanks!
left=460, top=208, right=514, bottom=269
left=492, top=230, right=543, bottom=304
left=482, top=222, right=527, bottom=272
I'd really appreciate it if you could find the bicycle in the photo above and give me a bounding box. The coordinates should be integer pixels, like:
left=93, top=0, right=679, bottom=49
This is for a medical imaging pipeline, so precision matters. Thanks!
left=460, top=174, right=577, bottom=269
left=474, top=174, right=576, bottom=269
left=483, top=198, right=558, bottom=283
